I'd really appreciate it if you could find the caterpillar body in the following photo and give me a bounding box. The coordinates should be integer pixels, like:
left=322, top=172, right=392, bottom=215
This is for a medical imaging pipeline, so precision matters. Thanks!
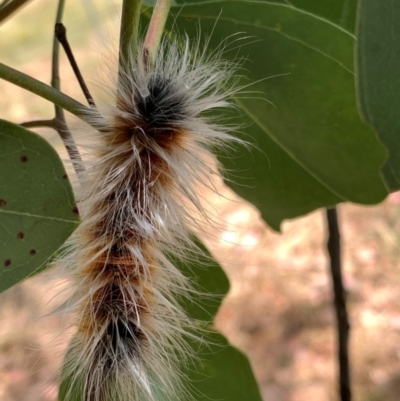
left=58, top=36, right=240, bottom=401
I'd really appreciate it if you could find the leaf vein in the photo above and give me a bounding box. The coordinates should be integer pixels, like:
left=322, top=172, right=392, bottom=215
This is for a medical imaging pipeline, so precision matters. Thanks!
left=233, top=96, right=347, bottom=201
left=0, top=209, right=79, bottom=224
left=189, top=13, right=354, bottom=75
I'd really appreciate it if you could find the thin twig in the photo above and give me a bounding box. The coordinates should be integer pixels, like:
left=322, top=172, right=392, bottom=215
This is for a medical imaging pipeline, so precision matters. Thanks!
left=326, top=207, right=351, bottom=401
left=0, top=0, right=32, bottom=23
left=0, top=62, right=98, bottom=125
left=55, top=22, right=96, bottom=108
left=21, top=119, right=55, bottom=128
left=52, top=0, right=87, bottom=180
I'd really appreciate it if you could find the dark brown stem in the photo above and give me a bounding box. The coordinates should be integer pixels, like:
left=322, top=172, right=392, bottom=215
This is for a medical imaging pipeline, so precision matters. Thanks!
left=55, top=22, right=97, bottom=108
left=0, top=0, right=32, bottom=23
left=326, top=207, right=351, bottom=401
left=52, top=1, right=86, bottom=181
left=21, top=119, right=56, bottom=128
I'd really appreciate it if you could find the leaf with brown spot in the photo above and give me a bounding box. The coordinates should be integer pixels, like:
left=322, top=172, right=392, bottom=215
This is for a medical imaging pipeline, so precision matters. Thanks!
left=0, top=119, right=79, bottom=292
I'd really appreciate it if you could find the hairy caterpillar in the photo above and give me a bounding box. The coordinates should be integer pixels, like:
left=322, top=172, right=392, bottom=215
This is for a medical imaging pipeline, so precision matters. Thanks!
left=57, top=34, right=241, bottom=401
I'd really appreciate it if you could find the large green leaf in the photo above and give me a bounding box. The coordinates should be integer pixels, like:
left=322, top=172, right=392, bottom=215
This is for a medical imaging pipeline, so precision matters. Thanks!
left=144, top=0, right=359, bottom=33
left=185, top=332, right=260, bottom=401
left=0, top=119, right=78, bottom=292
left=277, top=0, right=358, bottom=32
left=356, top=0, right=400, bottom=190
left=167, top=1, right=388, bottom=230
left=177, top=247, right=262, bottom=401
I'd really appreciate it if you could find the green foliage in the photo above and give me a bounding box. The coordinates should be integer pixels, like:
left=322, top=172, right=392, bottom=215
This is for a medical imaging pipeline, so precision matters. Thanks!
left=356, top=0, right=400, bottom=190
left=146, top=0, right=359, bottom=32
left=58, top=373, right=83, bottom=401
left=0, top=119, right=78, bottom=293
left=184, top=332, right=262, bottom=401
left=177, top=246, right=262, bottom=401
left=169, top=1, right=388, bottom=230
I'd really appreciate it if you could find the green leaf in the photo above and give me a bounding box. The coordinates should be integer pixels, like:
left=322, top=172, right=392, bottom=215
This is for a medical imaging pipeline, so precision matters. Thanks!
left=356, top=0, right=400, bottom=190
left=184, top=332, right=261, bottom=401
left=177, top=246, right=262, bottom=401
left=277, top=0, right=358, bottom=32
left=59, top=374, right=83, bottom=401
left=169, top=1, right=388, bottom=230
left=0, top=119, right=79, bottom=292
left=59, top=370, right=83, bottom=401
left=145, top=0, right=358, bottom=33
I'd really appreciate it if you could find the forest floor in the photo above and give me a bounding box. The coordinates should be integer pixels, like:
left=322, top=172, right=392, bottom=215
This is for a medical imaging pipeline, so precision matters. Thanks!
left=2, top=1, right=400, bottom=400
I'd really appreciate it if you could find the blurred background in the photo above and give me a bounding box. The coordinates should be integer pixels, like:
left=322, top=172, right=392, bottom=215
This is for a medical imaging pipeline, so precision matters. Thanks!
left=2, top=1, right=400, bottom=400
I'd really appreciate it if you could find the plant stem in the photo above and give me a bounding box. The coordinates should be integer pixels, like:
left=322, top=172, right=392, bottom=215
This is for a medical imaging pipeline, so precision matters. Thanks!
left=55, top=22, right=97, bottom=108
left=21, top=119, right=56, bottom=128
left=326, top=207, right=351, bottom=401
left=0, top=62, right=105, bottom=129
left=52, top=0, right=87, bottom=180
left=0, top=62, right=87, bottom=119
left=143, top=0, right=173, bottom=67
left=52, top=0, right=64, bottom=91
left=0, top=0, right=32, bottom=23
left=118, top=0, right=142, bottom=78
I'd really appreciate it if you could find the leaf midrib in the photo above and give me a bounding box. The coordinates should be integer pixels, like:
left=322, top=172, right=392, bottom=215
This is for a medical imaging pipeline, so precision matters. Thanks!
left=174, top=0, right=356, bottom=38
left=0, top=208, right=79, bottom=224
left=176, top=3, right=355, bottom=200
